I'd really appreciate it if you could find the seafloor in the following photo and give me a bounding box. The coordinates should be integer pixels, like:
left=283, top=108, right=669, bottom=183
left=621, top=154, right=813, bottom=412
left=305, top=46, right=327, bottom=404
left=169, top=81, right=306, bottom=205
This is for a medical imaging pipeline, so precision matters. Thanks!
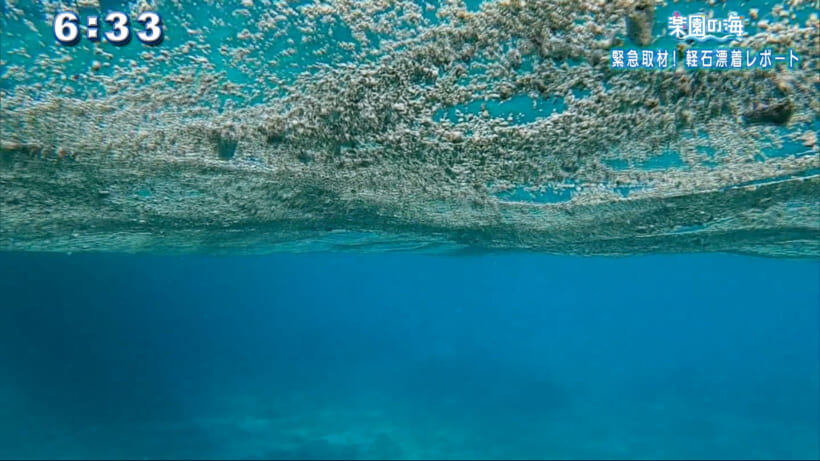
left=0, top=252, right=818, bottom=460
left=0, top=2, right=818, bottom=459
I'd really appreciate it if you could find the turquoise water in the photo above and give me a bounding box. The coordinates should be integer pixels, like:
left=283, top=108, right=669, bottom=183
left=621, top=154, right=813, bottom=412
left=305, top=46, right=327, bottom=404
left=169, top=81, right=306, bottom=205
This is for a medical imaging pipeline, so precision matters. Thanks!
left=1, top=0, right=819, bottom=459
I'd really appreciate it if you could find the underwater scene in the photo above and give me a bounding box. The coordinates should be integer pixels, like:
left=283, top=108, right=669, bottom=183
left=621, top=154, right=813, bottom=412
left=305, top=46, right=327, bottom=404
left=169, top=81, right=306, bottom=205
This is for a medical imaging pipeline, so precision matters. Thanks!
left=1, top=0, right=818, bottom=459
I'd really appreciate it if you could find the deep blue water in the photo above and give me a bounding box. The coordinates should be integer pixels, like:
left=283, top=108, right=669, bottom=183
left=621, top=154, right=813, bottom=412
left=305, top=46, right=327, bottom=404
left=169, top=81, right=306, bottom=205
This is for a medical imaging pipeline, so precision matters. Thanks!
left=0, top=252, right=817, bottom=459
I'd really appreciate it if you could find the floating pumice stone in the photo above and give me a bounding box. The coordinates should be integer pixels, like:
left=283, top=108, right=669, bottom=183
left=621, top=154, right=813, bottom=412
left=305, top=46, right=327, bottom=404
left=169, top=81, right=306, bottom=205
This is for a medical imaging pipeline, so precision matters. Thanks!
left=213, top=134, right=238, bottom=160
left=743, top=100, right=795, bottom=125
left=0, top=0, right=817, bottom=258
left=626, top=0, right=655, bottom=46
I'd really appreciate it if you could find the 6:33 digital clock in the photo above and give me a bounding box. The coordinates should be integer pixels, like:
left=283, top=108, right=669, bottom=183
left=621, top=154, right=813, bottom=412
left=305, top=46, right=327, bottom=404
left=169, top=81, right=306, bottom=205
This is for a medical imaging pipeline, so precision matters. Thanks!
left=53, top=11, right=164, bottom=46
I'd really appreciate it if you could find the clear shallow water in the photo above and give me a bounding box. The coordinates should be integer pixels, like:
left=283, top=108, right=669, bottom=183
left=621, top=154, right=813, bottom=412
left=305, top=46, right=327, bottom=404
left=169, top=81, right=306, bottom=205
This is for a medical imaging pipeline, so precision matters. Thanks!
left=1, top=1, right=819, bottom=458
left=0, top=252, right=817, bottom=459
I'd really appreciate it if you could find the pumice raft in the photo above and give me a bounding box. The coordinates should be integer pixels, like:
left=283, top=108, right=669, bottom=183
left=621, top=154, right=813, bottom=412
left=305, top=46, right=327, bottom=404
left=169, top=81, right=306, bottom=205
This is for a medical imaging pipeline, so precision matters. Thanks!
left=625, top=0, right=655, bottom=46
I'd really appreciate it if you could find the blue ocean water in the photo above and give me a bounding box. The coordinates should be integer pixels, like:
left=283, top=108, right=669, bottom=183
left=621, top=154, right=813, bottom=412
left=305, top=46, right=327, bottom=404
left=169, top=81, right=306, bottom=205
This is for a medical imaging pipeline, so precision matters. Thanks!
left=1, top=0, right=819, bottom=458
left=0, top=252, right=817, bottom=459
